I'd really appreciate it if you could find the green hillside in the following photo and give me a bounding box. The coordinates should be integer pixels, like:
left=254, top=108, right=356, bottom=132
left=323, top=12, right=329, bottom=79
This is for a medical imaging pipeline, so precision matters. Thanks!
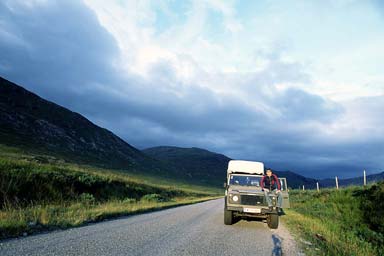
left=143, top=146, right=230, bottom=186
left=0, top=76, right=157, bottom=170
left=0, top=77, right=228, bottom=187
left=284, top=184, right=384, bottom=255
left=0, top=144, right=221, bottom=239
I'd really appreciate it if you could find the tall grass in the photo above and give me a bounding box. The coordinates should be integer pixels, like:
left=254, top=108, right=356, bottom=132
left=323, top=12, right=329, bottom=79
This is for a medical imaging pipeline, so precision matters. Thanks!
left=0, top=144, right=223, bottom=196
left=0, top=158, right=191, bottom=207
left=0, top=145, right=222, bottom=239
left=283, top=184, right=384, bottom=255
left=0, top=196, right=217, bottom=239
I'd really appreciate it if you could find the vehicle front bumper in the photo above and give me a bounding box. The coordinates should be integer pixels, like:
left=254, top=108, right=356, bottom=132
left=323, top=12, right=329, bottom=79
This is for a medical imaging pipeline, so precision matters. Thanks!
left=226, top=206, right=271, bottom=215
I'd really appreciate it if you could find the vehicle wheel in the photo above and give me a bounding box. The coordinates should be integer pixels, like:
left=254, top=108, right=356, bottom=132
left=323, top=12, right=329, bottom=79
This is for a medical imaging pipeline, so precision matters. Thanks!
left=224, top=209, right=233, bottom=225
left=267, top=213, right=279, bottom=229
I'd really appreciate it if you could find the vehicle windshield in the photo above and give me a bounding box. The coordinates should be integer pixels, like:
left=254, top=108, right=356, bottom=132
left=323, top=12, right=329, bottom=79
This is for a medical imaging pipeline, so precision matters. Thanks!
left=229, top=175, right=262, bottom=187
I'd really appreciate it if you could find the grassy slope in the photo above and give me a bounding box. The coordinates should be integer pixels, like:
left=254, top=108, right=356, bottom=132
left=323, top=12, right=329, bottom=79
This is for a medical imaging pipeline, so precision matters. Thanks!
left=0, top=144, right=222, bottom=239
left=143, top=146, right=230, bottom=187
left=283, top=185, right=384, bottom=255
left=0, top=144, right=222, bottom=195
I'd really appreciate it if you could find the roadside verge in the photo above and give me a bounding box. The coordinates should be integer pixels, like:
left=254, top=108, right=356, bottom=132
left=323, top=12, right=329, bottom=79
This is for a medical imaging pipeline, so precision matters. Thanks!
left=1, top=196, right=222, bottom=240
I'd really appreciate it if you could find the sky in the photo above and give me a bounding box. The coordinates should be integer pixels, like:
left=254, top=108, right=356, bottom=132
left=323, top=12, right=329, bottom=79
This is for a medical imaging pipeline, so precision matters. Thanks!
left=0, top=0, right=383, bottom=178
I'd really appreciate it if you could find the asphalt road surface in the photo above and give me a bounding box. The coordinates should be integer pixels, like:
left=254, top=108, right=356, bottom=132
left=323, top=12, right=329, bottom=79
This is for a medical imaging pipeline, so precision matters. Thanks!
left=0, top=199, right=299, bottom=256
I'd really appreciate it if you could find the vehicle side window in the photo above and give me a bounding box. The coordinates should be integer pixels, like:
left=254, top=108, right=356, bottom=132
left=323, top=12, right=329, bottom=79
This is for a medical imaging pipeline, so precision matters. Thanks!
left=278, top=178, right=287, bottom=191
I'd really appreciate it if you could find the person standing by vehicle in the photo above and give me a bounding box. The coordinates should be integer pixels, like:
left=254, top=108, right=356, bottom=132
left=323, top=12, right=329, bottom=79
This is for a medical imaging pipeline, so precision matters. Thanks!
left=261, top=169, right=282, bottom=212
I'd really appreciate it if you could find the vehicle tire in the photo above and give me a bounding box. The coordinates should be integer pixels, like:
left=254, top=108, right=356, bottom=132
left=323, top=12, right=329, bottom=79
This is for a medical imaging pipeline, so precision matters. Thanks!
left=224, top=209, right=233, bottom=225
left=267, top=213, right=279, bottom=229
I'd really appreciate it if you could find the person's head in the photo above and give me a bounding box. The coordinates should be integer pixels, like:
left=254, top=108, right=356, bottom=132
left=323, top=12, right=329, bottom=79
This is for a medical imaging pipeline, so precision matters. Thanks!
left=266, top=169, right=272, bottom=177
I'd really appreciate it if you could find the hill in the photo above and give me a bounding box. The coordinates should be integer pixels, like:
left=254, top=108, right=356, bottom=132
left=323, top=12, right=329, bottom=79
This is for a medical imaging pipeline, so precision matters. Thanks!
left=319, top=171, right=384, bottom=187
left=274, top=170, right=318, bottom=189
left=275, top=170, right=384, bottom=189
left=0, top=76, right=161, bottom=172
left=143, top=146, right=230, bottom=186
left=1, top=76, right=381, bottom=188
left=0, top=144, right=220, bottom=239
left=143, top=146, right=384, bottom=188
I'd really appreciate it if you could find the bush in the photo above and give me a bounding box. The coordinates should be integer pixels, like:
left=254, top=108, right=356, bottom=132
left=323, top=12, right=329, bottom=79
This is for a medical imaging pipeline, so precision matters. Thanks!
left=122, top=198, right=136, bottom=204
left=141, top=194, right=167, bottom=202
left=79, top=193, right=95, bottom=205
left=354, top=181, right=384, bottom=234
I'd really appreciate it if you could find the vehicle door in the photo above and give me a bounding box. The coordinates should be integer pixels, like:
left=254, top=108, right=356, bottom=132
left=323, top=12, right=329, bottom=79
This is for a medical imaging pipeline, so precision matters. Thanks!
left=278, top=178, right=290, bottom=208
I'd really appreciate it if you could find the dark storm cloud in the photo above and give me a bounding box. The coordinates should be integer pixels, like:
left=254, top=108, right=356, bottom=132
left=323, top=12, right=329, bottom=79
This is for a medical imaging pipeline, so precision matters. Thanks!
left=0, top=0, right=119, bottom=96
left=274, top=88, right=343, bottom=122
left=0, top=0, right=382, bottom=179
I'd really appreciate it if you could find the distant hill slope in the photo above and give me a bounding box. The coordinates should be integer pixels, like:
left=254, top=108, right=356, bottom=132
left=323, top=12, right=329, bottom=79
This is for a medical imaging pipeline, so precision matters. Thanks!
left=279, top=170, right=384, bottom=189
left=0, top=76, right=159, bottom=172
left=274, top=170, right=318, bottom=189
left=143, top=146, right=230, bottom=186
left=143, top=146, right=384, bottom=188
left=320, top=171, right=384, bottom=188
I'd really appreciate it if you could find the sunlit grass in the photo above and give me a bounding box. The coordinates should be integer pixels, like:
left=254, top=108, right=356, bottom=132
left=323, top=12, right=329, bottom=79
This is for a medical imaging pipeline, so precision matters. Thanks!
left=0, top=143, right=223, bottom=196
left=0, top=196, right=219, bottom=239
left=0, top=144, right=223, bottom=239
left=283, top=186, right=383, bottom=255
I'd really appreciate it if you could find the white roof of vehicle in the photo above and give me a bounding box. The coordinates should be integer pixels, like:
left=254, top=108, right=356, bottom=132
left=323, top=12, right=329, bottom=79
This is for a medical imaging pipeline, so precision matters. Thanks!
left=227, top=160, right=264, bottom=175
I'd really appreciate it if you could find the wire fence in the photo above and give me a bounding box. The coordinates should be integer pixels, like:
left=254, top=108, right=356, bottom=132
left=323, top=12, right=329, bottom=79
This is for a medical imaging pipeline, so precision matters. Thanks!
left=300, top=169, right=381, bottom=191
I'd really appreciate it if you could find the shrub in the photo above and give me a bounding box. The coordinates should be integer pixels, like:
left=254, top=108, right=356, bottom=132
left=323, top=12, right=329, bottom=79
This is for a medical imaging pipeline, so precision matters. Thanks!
left=122, top=198, right=136, bottom=204
left=141, top=194, right=167, bottom=202
left=354, top=181, right=384, bottom=234
left=79, top=193, right=95, bottom=205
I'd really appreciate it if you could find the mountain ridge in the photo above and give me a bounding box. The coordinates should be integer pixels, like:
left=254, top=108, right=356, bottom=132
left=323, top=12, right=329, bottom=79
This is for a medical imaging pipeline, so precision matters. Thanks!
left=1, top=76, right=382, bottom=188
left=0, top=76, right=225, bottom=186
left=0, top=76, right=161, bottom=172
left=143, top=146, right=230, bottom=186
left=144, top=146, right=384, bottom=188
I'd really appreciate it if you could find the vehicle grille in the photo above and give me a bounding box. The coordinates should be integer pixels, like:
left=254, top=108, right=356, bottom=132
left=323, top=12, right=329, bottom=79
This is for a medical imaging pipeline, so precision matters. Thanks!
left=240, top=195, right=265, bottom=205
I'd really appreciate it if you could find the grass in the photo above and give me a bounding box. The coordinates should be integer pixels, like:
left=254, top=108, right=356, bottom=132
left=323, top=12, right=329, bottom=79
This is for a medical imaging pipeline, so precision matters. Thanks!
left=0, top=144, right=223, bottom=239
left=0, top=196, right=218, bottom=239
left=0, top=144, right=222, bottom=196
left=283, top=184, right=384, bottom=256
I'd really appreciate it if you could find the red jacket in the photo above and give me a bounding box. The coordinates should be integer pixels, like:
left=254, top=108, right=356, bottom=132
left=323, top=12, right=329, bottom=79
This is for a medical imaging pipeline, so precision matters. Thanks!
left=261, top=174, right=281, bottom=190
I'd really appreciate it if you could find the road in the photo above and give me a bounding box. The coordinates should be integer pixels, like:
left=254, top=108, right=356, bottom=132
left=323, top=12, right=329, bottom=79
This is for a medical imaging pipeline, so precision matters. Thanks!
left=0, top=199, right=299, bottom=256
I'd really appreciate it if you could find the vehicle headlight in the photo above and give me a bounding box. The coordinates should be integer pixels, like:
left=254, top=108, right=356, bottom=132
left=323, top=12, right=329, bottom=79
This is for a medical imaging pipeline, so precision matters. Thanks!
left=228, top=193, right=240, bottom=204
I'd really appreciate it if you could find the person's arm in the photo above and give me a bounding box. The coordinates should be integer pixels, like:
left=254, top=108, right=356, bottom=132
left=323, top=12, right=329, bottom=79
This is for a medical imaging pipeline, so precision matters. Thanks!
left=260, top=176, right=265, bottom=190
left=274, top=174, right=281, bottom=190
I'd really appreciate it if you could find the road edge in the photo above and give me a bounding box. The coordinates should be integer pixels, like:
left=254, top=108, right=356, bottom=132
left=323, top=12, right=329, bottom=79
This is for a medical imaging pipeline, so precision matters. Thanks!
left=273, top=216, right=304, bottom=256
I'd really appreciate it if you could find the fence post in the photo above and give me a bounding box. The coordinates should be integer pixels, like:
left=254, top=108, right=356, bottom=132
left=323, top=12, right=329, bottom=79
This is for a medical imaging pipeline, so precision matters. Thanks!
left=316, top=182, right=319, bottom=192
left=335, top=176, right=339, bottom=190
left=363, top=170, right=366, bottom=186
left=302, top=185, right=305, bottom=191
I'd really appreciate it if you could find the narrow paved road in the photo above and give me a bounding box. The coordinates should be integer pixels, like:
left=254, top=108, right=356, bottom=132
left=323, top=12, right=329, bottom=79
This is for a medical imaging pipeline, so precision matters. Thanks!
left=0, top=199, right=298, bottom=256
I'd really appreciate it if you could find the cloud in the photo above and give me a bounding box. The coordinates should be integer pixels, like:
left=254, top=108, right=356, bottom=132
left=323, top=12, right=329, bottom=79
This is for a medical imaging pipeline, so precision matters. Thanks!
left=275, top=88, right=343, bottom=122
left=0, top=0, right=119, bottom=95
left=0, top=0, right=383, bottom=179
